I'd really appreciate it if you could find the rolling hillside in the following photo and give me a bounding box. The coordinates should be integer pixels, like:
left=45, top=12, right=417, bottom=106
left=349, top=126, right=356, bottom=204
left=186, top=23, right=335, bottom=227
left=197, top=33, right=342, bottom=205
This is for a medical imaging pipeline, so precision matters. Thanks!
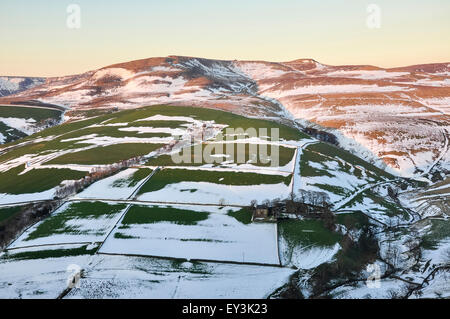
left=0, top=77, right=45, bottom=97
left=0, top=105, right=63, bottom=144
left=0, top=57, right=448, bottom=299
left=1, top=56, right=448, bottom=179
left=0, top=104, right=448, bottom=299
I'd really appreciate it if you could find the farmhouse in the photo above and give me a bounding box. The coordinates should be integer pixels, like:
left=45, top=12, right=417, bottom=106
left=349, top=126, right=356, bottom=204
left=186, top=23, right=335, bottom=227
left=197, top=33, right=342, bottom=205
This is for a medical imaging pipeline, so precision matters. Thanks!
left=252, top=205, right=278, bottom=222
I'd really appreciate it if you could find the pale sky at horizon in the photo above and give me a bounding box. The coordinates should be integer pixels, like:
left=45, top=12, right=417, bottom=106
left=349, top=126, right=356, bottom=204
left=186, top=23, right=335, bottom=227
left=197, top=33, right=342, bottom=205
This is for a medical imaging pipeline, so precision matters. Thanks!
left=1, top=0, right=449, bottom=77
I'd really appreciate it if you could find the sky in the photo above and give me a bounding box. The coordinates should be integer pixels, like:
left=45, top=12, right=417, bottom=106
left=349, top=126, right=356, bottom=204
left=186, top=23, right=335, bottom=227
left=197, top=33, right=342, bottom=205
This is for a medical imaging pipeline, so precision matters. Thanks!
left=1, top=0, right=449, bottom=77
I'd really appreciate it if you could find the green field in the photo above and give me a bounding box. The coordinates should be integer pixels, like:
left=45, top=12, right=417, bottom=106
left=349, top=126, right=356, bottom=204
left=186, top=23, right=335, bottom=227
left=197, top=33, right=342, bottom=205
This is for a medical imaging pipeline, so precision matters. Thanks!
left=3, top=244, right=97, bottom=261
left=120, top=205, right=209, bottom=226
left=336, top=212, right=370, bottom=230
left=0, top=166, right=86, bottom=195
left=341, top=189, right=409, bottom=218
left=146, top=142, right=296, bottom=167
left=0, top=105, right=307, bottom=199
left=111, top=168, right=153, bottom=188
left=123, top=120, right=190, bottom=129
left=227, top=208, right=253, bottom=224
left=0, top=104, right=305, bottom=152
left=0, top=114, right=107, bottom=150
left=106, top=105, right=307, bottom=141
left=0, top=122, right=27, bottom=144
left=279, top=219, right=342, bottom=248
left=0, top=105, right=62, bottom=144
left=301, top=143, right=392, bottom=180
left=0, top=130, right=166, bottom=166
left=422, top=219, right=450, bottom=250
left=57, top=125, right=173, bottom=140
left=24, top=201, right=127, bottom=241
left=46, top=143, right=165, bottom=165
left=137, top=168, right=292, bottom=195
left=0, top=105, right=62, bottom=122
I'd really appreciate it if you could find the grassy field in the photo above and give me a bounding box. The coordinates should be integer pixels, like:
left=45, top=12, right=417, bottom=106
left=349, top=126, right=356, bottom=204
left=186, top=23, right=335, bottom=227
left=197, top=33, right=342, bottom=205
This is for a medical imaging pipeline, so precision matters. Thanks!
left=342, top=189, right=409, bottom=218
left=146, top=142, right=296, bottom=167
left=46, top=143, right=165, bottom=165
left=0, top=122, right=27, bottom=144
left=3, top=244, right=97, bottom=261
left=0, top=104, right=305, bottom=203
left=0, top=166, right=87, bottom=195
left=57, top=125, right=173, bottom=140
left=0, top=129, right=167, bottom=165
left=111, top=168, right=153, bottom=188
left=106, top=105, right=307, bottom=141
left=0, top=115, right=108, bottom=150
left=279, top=219, right=342, bottom=248
left=120, top=205, right=209, bottom=226
left=0, top=104, right=305, bottom=153
left=137, top=168, right=292, bottom=194
left=227, top=208, right=253, bottom=224
left=0, top=105, right=302, bottom=162
left=0, top=105, right=62, bottom=143
left=422, top=219, right=450, bottom=250
left=336, top=212, right=370, bottom=230
left=66, top=108, right=115, bottom=119
left=123, top=120, right=190, bottom=129
left=24, top=201, right=127, bottom=241
left=0, top=105, right=62, bottom=122
left=0, top=139, right=87, bottom=165
left=300, top=142, right=393, bottom=180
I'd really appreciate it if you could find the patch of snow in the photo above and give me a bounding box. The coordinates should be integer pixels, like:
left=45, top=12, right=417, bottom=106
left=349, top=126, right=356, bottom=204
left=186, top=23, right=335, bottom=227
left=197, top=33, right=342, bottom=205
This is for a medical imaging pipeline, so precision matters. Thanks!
left=100, top=204, right=280, bottom=265
left=0, top=117, right=37, bottom=135
left=263, top=85, right=412, bottom=98
left=325, top=70, right=409, bottom=80
left=64, top=254, right=293, bottom=299
left=8, top=202, right=129, bottom=249
left=76, top=168, right=151, bottom=200
left=137, top=180, right=291, bottom=206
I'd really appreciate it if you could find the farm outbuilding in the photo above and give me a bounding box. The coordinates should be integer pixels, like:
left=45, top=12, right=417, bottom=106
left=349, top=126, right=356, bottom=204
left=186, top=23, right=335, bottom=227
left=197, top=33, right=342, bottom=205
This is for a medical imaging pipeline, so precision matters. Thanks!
left=254, top=205, right=270, bottom=219
left=252, top=205, right=278, bottom=222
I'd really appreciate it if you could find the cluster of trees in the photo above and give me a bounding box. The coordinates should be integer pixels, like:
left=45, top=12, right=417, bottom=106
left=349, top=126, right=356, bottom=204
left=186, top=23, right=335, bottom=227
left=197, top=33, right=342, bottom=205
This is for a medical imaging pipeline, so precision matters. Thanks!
left=310, top=226, right=379, bottom=297
left=303, top=127, right=338, bottom=145
left=0, top=201, right=62, bottom=249
left=36, top=118, right=61, bottom=130
left=250, top=190, right=335, bottom=230
left=295, top=190, right=332, bottom=208
left=1, top=155, right=148, bottom=249
left=54, top=156, right=143, bottom=199
left=387, top=186, right=399, bottom=200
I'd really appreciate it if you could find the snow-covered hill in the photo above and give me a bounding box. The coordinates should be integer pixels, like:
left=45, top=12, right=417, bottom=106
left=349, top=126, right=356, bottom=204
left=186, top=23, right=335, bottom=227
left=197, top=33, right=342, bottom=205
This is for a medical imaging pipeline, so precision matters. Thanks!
left=1, top=56, right=448, bottom=178
left=0, top=77, right=45, bottom=97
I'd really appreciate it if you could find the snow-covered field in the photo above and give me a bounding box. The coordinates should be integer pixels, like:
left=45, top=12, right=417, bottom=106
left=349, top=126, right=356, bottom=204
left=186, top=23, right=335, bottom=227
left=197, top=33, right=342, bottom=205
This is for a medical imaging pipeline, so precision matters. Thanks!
left=0, top=189, right=56, bottom=206
left=0, top=77, right=45, bottom=97
left=282, top=242, right=340, bottom=270
left=65, top=254, right=293, bottom=299
left=0, top=75, right=448, bottom=299
left=137, top=180, right=292, bottom=206
left=293, top=142, right=391, bottom=211
left=2, top=56, right=448, bottom=177
left=8, top=201, right=128, bottom=249
left=75, top=168, right=153, bottom=200
left=0, top=117, right=38, bottom=135
left=0, top=245, right=95, bottom=299
left=100, top=204, right=280, bottom=265
left=0, top=245, right=293, bottom=299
